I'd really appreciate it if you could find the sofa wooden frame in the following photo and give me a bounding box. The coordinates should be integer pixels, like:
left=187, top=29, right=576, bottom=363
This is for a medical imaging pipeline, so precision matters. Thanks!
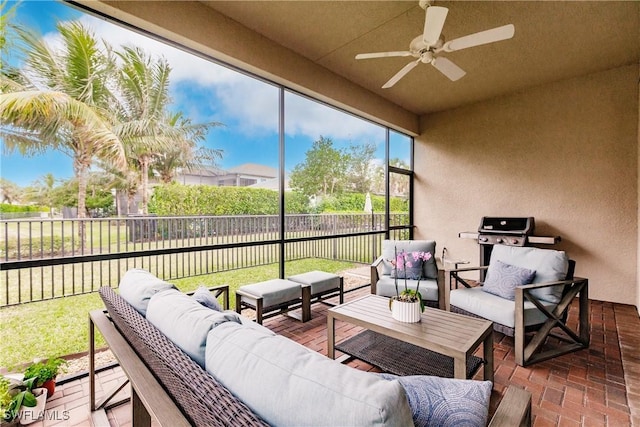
left=447, top=261, right=590, bottom=366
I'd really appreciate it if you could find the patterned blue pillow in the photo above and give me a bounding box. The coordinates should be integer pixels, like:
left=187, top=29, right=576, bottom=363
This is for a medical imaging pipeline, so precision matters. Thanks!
left=380, top=374, right=491, bottom=427
left=483, top=260, right=536, bottom=301
left=192, top=286, right=222, bottom=311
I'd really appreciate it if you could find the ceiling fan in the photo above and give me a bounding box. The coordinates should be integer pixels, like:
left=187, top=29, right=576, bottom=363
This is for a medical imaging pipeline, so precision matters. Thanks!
left=355, top=0, right=515, bottom=88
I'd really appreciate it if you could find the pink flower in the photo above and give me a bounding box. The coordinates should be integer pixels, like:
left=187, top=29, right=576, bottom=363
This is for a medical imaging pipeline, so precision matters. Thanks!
left=389, top=248, right=433, bottom=308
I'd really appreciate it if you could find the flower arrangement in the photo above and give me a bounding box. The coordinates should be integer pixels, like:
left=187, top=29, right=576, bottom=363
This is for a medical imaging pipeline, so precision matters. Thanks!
left=389, top=247, right=433, bottom=312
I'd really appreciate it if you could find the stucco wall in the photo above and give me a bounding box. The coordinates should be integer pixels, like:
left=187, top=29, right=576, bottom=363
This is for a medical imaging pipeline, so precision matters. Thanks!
left=415, top=65, right=638, bottom=305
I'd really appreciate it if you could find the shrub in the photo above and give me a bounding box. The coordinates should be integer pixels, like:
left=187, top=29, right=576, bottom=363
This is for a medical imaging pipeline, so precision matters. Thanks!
left=0, top=204, right=45, bottom=213
left=2, top=236, right=74, bottom=260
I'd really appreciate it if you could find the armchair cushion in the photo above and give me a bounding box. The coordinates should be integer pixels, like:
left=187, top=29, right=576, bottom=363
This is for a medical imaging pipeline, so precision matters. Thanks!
left=380, top=374, right=491, bottom=427
left=490, top=245, right=569, bottom=303
left=450, top=287, right=557, bottom=328
left=482, top=260, right=536, bottom=301
left=381, top=240, right=437, bottom=279
left=376, top=277, right=439, bottom=302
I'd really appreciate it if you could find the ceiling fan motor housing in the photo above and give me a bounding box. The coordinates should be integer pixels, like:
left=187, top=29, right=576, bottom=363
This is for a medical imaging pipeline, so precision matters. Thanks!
left=419, top=0, right=433, bottom=10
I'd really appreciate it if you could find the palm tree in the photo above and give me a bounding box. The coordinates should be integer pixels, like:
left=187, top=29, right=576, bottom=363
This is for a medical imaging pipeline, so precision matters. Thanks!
left=152, top=113, right=223, bottom=184
left=0, top=178, right=22, bottom=204
left=0, top=21, right=126, bottom=244
left=25, top=173, right=58, bottom=217
left=114, top=46, right=221, bottom=213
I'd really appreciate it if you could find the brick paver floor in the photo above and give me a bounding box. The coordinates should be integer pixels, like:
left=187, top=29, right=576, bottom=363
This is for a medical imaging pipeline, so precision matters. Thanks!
left=25, top=282, right=640, bottom=427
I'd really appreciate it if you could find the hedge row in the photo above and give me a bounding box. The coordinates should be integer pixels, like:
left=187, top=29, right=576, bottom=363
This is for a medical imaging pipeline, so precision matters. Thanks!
left=149, top=184, right=408, bottom=216
left=0, top=203, right=46, bottom=213
left=149, top=185, right=309, bottom=215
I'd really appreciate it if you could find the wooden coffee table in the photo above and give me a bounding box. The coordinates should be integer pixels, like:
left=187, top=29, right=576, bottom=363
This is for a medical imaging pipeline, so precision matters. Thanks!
left=327, top=295, right=494, bottom=382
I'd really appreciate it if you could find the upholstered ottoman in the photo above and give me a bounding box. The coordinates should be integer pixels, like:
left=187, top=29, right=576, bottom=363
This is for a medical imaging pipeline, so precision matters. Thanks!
left=235, top=279, right=311, bottom=324
left=288, top=270, right=344, bottom=316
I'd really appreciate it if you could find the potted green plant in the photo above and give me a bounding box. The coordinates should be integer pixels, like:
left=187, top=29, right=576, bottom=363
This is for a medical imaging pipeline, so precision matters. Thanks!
left=23, top=358, right=66, bottom=397
left=0, top=375, right=45, bottom=427
left=0, top=375, right=19, bottom=427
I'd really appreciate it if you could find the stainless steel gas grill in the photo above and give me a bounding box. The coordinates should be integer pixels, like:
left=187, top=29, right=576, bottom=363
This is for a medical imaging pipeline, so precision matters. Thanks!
left=459, top=216, right=560, bottom=279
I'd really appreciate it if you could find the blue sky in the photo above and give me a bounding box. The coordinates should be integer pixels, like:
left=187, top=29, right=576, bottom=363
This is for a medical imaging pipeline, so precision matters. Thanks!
left=1, top=1, right=405, bottom=187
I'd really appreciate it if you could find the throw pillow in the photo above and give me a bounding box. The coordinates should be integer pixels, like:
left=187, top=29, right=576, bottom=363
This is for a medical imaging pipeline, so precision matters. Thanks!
left=118, top=268, right=177, bottom=316
left=482, top=260, right=536, bottom=301
left=380, top=374, right=491, bottom=427
left=192, top=286, right=222, bottom=311
left=147, top=289, right=241, bottom=367
left=390, top=253, right=424, bottom=280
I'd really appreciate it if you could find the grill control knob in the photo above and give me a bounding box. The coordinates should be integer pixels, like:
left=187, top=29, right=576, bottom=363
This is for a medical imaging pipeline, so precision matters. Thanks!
left=496, top=238, right=503, bottom=244
left=511, top=239, right=519, bottom=245
left=479, top=237, right=488, bottom=242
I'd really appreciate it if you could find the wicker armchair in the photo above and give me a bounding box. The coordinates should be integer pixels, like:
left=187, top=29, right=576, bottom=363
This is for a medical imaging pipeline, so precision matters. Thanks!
left=447, top=244, right=589, bottom=366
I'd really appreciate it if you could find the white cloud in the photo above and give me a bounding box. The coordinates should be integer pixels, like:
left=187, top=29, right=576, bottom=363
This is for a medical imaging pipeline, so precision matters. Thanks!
left=45, top=10, right=387, bottom=144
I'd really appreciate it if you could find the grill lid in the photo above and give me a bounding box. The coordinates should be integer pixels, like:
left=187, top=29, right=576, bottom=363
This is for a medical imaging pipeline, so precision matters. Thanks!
left=478, top=217, right=535, bottom=235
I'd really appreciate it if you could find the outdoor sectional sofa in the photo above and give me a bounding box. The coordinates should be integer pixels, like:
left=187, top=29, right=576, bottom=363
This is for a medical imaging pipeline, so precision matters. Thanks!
left=89, top=268, right=532, bottom=427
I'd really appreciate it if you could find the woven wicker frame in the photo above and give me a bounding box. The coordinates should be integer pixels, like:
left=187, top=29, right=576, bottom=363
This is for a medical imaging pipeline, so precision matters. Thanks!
left=99, top=287, right=268, bottom=427
left=335, top=329, right=484, bottom=379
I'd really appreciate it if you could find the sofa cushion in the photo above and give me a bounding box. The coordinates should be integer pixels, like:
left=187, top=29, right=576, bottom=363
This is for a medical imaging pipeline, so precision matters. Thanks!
left=118, top=268, right=177, bottom=316
left=232, top=310, right=276, bottom=335
left=192, top=286, right=222, bottom=311
left=380, top=374, right=491, bottom=427
left=382, top=240, right=438, bottom=279
left=490, top=245, right=568, bottom=303
left=376, top=276, right=439, bottom=302
left=483, top=260, right=536, bottom=301
left=147, top=289, right=241, bottom=367
left=205, top=322, right=414, bottom=427
left=450, top=287, right=557, bottom=328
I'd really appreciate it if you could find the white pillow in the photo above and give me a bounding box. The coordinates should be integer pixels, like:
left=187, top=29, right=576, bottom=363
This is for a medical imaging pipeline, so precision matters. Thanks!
left=147, top=289, right=241, bottom=367
left=118, top=268, right=176, bottom=316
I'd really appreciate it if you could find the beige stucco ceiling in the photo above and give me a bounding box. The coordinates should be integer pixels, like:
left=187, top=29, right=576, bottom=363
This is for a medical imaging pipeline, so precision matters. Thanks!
left=200, top=1, right=639, bottom=115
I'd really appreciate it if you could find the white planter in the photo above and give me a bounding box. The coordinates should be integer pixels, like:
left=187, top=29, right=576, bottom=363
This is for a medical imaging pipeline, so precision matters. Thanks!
left=391, top=299, right=422, bottom=323
left=18, top=388, right=47, bottom=425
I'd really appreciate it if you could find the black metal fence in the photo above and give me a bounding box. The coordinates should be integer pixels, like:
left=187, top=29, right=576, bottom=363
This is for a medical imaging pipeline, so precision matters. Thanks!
left=0, top=213, right=410, bottom=306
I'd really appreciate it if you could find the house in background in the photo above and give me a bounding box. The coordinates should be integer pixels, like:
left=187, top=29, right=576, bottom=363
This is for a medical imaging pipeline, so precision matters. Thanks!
left=175, top=163, right=277, bottom=187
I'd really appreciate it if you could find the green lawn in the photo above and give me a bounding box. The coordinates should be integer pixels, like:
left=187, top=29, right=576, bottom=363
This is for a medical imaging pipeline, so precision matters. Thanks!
left=0, top=259, right=358, bottom=369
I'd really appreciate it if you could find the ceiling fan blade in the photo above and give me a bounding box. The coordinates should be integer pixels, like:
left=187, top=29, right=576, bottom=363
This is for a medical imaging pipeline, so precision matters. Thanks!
left=431, top=57, right=466, bottom=81
left=382, top=59, right=420, bottom=89
left=443, top=24, right=515, bottom=52
left=423, top=6, right=448, bottom=45
left=355, top=51, right=413, bottom=60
